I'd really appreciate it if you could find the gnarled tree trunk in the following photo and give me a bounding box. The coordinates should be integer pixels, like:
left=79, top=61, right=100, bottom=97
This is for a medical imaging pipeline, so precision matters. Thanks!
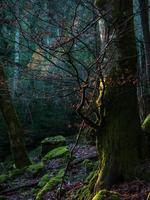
left=94, top=0, right=142, bottom=190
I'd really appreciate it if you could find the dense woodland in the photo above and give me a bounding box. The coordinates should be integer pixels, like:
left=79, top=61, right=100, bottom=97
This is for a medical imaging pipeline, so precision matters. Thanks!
left=0, top=0, right=150, bottom=199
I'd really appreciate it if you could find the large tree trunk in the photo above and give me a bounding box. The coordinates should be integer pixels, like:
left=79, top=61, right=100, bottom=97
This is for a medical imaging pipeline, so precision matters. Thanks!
left=94, top=0, right=142, bottom=190
left=0, top=64, right=31, bottom=168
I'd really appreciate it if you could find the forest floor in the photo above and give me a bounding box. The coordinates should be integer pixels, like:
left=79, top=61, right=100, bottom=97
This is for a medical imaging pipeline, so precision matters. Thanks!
left=0, top=136, right=150, bottom=200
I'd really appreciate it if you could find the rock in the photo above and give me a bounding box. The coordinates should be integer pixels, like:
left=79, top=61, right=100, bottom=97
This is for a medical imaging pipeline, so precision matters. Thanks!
left=38, top=173, right=50, bottom=188
left=26, top=162, right=44, bottom=175
left=41, top=135, right=66, bottom=155
left=42, top=146, right=69, bottom=162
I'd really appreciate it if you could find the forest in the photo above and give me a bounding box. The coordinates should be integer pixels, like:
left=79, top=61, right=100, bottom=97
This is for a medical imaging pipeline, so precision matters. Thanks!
left=0, top=0, right=150, bottom=199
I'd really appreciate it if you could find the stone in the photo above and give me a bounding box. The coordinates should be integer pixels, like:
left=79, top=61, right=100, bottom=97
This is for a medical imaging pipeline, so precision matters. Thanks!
left=41, top=135, right=66, bottom=155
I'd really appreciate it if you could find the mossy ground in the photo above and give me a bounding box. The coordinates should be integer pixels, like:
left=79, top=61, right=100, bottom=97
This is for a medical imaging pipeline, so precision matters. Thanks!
left=35, top=168, right=65, bottom=200
left=0, top=168, right=25, bottom=184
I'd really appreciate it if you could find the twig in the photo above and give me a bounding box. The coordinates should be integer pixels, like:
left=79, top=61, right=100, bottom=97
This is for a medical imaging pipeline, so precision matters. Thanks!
left=57, top=120, right=85, bottom=200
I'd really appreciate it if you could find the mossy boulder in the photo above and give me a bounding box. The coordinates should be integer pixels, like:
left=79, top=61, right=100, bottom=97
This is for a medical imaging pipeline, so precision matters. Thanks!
left=41, top=135, right=66, bottom=155
left=27, top=162, right=44, bottom=175
left=142, top=114, right=150, bottom=133
left=42, top=146, right=69, bottom=162
left=92, top=190, right=120, bottom=200
left=38, top=173, right=50, bottom=188
left=36, top=169, right=65, bottom=200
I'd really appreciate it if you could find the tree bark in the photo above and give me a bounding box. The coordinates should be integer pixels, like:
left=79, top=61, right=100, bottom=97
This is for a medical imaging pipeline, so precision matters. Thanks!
left=0, top=63, right=31, bottom=168
left=94, top=0, right=142, bottom=190
left=138, top=0, right=150, bottom=118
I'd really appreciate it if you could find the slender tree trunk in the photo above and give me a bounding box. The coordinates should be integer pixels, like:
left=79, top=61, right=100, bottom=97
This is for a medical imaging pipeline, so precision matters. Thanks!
left=0, top=62, right=31, bottom=168
left=138, top=0, right=150, bottom=118
left=13, top=29, right=20, bottom=98
left=13, top=4, right=20, bottom=98
left=94, top=0, right=141, bottom=190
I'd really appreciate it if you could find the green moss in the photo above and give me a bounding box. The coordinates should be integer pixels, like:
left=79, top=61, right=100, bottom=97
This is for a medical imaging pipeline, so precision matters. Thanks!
left=0, top=174, right=9, bottom=184
left=42, top=146, right=69, bottom=162
left=38, top=173, right=50, bottom=187
left=41, top=135, right=66, bottom=144
left=76, top=171, right=98, bottom=200
left=83, top=160, right=98, bottom=172
left=27, top=162, right=44, bottom=174
left=35, top=169, right=65, bottom=200
left=85, top=171, right=95, bottom=183
left=31, top=188, right=40, bottom=195
left=82, top=159, right=93, bottom=171
left=77, top=185, right=91, bottom=200
left=92, top=190, right=120, bottom=200
left=142, top=114, right=150, bottom=133
left=9, top=168, right=25, bottom=178
left=0, top=168, right=26, bottom=184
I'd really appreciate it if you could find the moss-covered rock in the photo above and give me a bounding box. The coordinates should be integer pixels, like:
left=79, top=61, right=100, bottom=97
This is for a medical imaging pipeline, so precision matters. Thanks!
left=38, top=173, right=50, bottom=187
left=35, top=168, right=65, bottom=200
left=92, top=190, right=120, bottom=200
left=42, top=146, right=69, bottom=162
left=27, top=162, right=44, bottom=175
left=41, top=135, right=66, bottom=155
left=142, top=114, right=150, bottom=133
left=0, top=174, right=9, bottom=184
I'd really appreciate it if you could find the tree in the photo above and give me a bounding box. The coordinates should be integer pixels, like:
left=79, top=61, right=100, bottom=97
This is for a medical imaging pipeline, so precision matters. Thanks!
left=0, top=2, right=31, bottom=168
left=138, top=0, right=150, bottom=118
left=93, top=0, right=142, bottom=190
